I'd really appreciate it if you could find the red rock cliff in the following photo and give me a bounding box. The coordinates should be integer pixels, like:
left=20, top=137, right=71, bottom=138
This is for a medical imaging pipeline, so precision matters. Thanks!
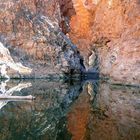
left=0, top=0, right=139, bottom=84
left=66, top=0, right=140, bottom=85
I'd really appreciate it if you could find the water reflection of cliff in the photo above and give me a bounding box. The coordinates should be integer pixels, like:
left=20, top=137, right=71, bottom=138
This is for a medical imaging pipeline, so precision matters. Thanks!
left=0, top=80, right=83, bottom=140
left=0, top=80, right=139, bottom=140
left=0, top=80, right=32, bottom=110
left=67, top=81, right=140, bottom=140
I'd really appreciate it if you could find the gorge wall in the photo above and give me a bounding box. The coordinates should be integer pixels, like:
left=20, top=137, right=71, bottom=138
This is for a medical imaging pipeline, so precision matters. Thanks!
left=0, top=0, right=140, bottom=85
left=66, top=0, right=140, bottom=85
left=0, top=0, right=84, bottom=78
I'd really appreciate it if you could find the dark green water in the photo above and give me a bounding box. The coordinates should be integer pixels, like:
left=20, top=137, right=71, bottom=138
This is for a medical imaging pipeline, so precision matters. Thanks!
left=0, top=79, right=139, bottom=140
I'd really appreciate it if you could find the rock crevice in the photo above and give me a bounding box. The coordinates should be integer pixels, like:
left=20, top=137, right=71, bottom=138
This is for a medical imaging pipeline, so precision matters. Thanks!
left=67, top=0, right=140, bottom=85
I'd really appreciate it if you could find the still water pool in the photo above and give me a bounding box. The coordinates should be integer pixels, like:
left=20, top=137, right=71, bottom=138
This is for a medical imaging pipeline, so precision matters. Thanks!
left=0, top=79, right=139, bottom=140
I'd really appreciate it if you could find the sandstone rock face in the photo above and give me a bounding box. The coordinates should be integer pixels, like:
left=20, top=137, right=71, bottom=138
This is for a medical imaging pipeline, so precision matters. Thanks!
left=0, top=0, right=139, bottom=84
left=67, top=0, right=140, bottom=85
left=0, top=0, right=84, bottom=78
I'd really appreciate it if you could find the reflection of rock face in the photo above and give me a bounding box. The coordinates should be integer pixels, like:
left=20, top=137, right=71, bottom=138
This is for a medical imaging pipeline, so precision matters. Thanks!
left=85, top=82, right=140, bottom=140
left=0, top=80, right=139, bottom=139
left=67, top=83, right=91, bottom=140
left=0, top=80, right=32, bottom=110
left=67, top=81, right=140, bottom=140
left=0, top=80, right=82, bottom=140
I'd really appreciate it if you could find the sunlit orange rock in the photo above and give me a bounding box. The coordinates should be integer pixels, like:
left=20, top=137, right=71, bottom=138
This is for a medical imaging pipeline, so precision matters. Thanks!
left=68, top=0, right=140, bottom=84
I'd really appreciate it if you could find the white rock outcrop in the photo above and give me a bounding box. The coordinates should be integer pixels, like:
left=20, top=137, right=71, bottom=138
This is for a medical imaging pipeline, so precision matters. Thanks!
left=0, top=42, right=32, bottom=79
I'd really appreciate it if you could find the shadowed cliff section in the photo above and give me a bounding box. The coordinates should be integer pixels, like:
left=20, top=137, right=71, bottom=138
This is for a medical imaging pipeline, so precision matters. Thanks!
left=59, top=0, right=76, bottom=34
left=0, top=0, right=85, bottom=79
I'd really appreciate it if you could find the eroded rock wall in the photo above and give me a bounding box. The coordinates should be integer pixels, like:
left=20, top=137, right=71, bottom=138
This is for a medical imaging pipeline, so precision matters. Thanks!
left=0, top=0, right=84, bottom=78
left=68, top=0, right=140, bottom=85
left=0, top=0, right=139, bottom=84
